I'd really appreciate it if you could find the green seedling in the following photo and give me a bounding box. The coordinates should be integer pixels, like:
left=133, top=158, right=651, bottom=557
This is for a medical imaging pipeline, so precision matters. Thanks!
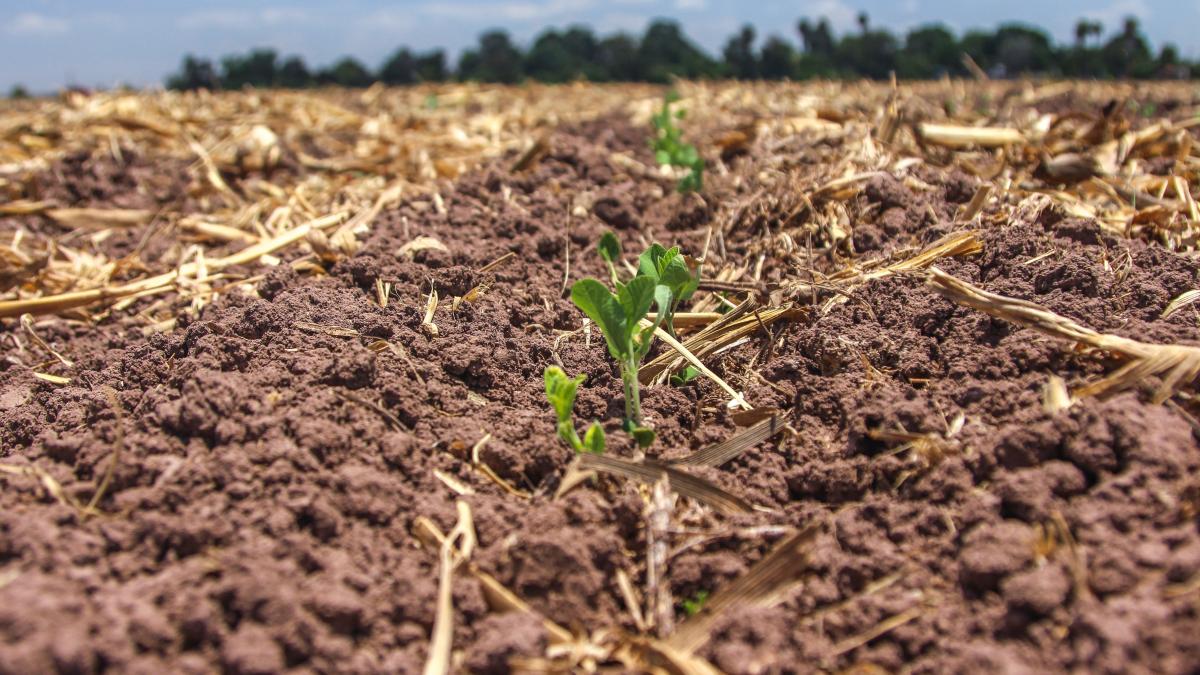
left=544, top=366, right=605, bottom=454
left=598, top=231, right=622, bottom=287
left=682, top=590, right=710, bottom=617
left=651, top=92, right=704, bottom=194
left=571, top=275, right=666, bottom=444
left=570, top=235, right=702, bottom=445
left=670, top=365, right=700, bottom=387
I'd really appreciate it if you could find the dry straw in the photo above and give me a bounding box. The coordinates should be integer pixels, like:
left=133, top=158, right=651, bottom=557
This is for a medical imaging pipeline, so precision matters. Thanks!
left=928, top=267, right=1200, bottom=402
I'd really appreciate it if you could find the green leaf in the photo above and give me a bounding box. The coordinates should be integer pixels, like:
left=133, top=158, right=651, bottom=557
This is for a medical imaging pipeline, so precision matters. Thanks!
left=670, top=366, right=701, bottom=387
left=652, top=283, right=673, bottom=324
left=682, top=590, right=709, bottom=616
left=631, top=426, right=656, bottom=448
left=571, top=279, right=627, bottom=360
left=677, top=168, right=703, bottom=194
left=598, top=231, right=621, bottom=266
left=543, top=366, right=583, bottom=424
left=654, top=149, right=672, bottom=166
left=617, top=276, right=657, bottom=337
left=637, top=243, right=668, bottom=280
left=658, top=251, right=693, bottom=294
left=583, top=423, right=605, bottom=454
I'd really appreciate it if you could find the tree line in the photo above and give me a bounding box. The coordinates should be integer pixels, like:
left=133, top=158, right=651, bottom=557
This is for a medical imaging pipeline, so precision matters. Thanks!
left=165, top=14, right=1194, bottom=90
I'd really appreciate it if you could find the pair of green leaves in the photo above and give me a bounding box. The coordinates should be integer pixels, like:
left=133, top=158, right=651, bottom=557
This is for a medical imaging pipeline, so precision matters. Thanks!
left=638, top=243, right=700, bottom=336
left=571, top=276, right=669, bottom=367
left=598, top=234, right=699, bottom=338
left=544, top=366, right=605, bottom=454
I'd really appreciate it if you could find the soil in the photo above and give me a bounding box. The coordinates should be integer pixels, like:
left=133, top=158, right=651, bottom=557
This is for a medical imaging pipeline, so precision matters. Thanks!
left=3, top=102, right=1200, bottom=675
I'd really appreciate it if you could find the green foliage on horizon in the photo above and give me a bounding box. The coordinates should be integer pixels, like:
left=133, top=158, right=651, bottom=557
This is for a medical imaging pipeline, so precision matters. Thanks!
left=166, top=14, right=1192, bottom=91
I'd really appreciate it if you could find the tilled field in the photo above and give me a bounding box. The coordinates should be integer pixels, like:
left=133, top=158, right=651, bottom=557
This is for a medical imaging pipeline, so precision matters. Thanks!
left=2, top=82, right=1200, bottom=673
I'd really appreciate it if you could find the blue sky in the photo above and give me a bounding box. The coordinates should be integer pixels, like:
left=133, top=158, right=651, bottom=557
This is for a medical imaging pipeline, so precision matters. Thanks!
left=1, top=0, right=1194, bottom=91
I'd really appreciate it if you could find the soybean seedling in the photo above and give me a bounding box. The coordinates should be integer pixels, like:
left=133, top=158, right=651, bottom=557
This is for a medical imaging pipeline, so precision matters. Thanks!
left=651, top=91, right=704, bottom=194
left=571, top=275, right=667, bottom=446
left=598, top=231, right=622, bottom=287
left=570, top=234, right=701, bottom=446
left=682, top=590, right=710, bottom=617
left=544, top=366, right=605, bottom=454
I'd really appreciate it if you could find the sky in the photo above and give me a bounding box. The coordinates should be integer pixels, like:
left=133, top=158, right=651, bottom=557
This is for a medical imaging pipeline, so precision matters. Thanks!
left=1, top=0, right=1195, bottom=91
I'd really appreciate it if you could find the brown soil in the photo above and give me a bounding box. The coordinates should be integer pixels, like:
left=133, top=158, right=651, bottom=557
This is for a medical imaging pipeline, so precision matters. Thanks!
left=3, top=94, right=1200, bottom=674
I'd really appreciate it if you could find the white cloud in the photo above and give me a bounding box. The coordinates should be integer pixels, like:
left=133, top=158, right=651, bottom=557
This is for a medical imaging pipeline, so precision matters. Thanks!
left=420, top=0, right=596, bottom=22
left=177, top=7, right=311, bottom=30
left=7, top=12, right=70, bottom=36
left=355, top=9, right=416, bottom=32
left=594, top=12, right=652, bottom=33
left=261, top=8, right=311, bottom=25
left=675, top=0, right=707, bottom=10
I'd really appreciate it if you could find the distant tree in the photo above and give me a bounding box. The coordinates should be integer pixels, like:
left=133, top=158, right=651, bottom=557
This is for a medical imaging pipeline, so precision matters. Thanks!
left=415, top=50, right=448, bottom=82
left=837, top=27, right=898, bottom=79
left=722, top=25, right=759, bottom=79
left=959, top=25, right=1055, bottom=77
left=562, top=26, right=605, bottom=80
left=222, top=48, right=279, bottom=88
left=598, top=33, right=640, bottom=81
left=317, top=57, right=373, bottom=87
left=1102, top=16, right=1153, bottom=77
left=638, top=19, right=718, bottom=82
left=459, top=30, right=523, bottom=83
left=794, top=17, right=839, bottom=79
left=166, top=54, right=220, bottom=90
left=993, top=24, right=1056, bottom=75
left=898, top=24, right=959, bottom=78
left=1067, top=19, right=1106, bottom=77
left=161, top=15, right=1200, bottom=88
left=1073, top=19, right=1102, bottom=48
left=797, top=18, right=835, bottom=56
left=8, top=84, right=30, bottom=99
left=457, top=50, right=481, bottom=81
left=759, top=36, right=796, bottom=80
left=380, top=48, right=418, bottom=85
left=278, top=56, right=312, bottom=88
left=1156, top=44, right=1187, bottom=79
left=526, top=29, right=575, bottom=82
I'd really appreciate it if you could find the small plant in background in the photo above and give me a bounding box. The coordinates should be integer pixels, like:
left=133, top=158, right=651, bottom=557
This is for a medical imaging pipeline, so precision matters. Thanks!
left=682, top=590, right=710, bottom=616
left=544, top=366, right=605, bottom=454
left=651, top=91, right=704, bottom=194
left=670, top=366, right=700, bottom=387
left=598, top=231, right=622, bottom=287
